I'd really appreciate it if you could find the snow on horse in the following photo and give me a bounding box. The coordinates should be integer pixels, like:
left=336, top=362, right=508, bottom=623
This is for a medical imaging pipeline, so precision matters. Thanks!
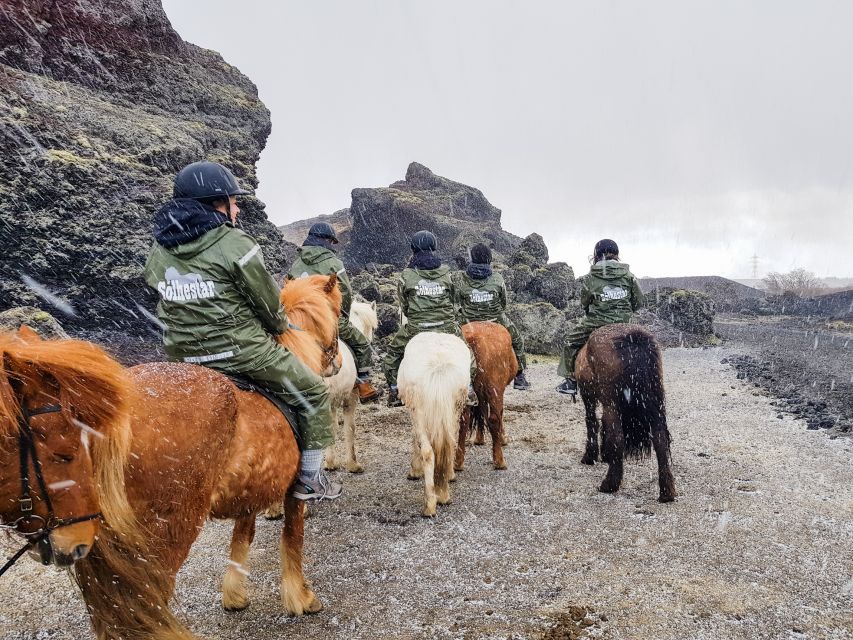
left=398, top=332, right=471, bottom=517
left=324, top=299, right=378, bottom=473
left=3, top=274, right=342, bottom=639
left=456, top=321, right=517, bottom=471
left=575, top=323, right=676, bottom=503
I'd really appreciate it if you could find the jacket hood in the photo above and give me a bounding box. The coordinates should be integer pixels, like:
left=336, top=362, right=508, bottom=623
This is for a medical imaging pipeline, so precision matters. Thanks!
left=590, top=260, right=630, bottom=279
left=154, top=199, right=229, bottom=249
left=296, top=244, right=336, bottom=264
left=465, top=263, right=493, bottom=280
left=409, top=264, right=450, bottom=279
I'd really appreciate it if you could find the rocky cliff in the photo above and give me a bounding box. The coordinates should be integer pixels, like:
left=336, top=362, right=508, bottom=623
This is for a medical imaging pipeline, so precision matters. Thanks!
left=0, top=0, right=293, bottom=332
left=281, top=162, right=523, bottom=270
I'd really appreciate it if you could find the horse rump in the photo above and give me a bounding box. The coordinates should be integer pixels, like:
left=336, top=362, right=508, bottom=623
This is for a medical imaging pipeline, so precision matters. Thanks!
left=609, top=326, right=667, bottom=460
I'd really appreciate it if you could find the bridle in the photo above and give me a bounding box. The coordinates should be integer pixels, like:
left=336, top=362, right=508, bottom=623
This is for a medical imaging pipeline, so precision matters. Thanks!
left=0, top=403, right=101, bottom=577
left=322, top=329, right=341, bottom=374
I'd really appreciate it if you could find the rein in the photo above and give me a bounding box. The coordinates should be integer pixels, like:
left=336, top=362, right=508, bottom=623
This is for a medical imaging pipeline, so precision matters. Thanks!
left=0, top=403, right=101, bottom=577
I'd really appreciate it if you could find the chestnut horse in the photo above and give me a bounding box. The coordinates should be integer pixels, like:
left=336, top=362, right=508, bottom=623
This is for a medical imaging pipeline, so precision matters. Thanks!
left=3, top=274, right=342, bottom=639
left=576, top=323, right=676, bottom=503
left=455, top=322, right=517, bottom=471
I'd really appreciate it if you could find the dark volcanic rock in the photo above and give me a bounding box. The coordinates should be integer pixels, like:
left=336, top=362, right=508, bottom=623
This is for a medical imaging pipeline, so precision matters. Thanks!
left=645, top=288, right=716, bottom=337
left=0, top=0, right=295, bottom=334
left=342, top=162, right=522, bottom=270
left=509, top=233, right=549, bottom=269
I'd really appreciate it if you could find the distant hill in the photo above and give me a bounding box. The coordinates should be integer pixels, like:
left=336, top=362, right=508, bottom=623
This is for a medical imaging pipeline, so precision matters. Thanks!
left=639, top=276, right=765, bottom=304
left=279, top=162, right=523, bottom=270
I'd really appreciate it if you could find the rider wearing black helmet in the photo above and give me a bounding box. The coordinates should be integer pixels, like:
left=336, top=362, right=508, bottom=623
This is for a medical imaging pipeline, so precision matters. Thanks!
left=286, top=222, right=380, bottom=402
left=556, top=239, right=644, bottom=395
left=144, top=161, right=341, bottom=501
left=383, top=230, right=477, bottom=407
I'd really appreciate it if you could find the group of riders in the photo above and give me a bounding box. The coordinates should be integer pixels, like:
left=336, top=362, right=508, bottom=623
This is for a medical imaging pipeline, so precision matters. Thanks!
left=145, top=161, right=644, bottom=501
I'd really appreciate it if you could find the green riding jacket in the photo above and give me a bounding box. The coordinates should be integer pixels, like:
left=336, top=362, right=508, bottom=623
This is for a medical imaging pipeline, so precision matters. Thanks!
left=579, top=260, right=644, bottom=324
left=397, top=265, right=457, bottom=327
left=454, top=271, right=508, bottom=322
left=286, top=245, right=352, bottom=314
left=144, top=225, right=287, bottom=365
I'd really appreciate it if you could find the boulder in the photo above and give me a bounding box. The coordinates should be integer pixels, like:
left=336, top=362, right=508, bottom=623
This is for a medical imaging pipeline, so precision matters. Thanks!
left=374, top=303, right=400, bottom=339
left=508, top=233, right=549, bottom=269
left=350, top=273, right=382, bottom=303
left=646, top=288, right=715, bottom=337
left=529, top=262, right=575, bottom=309
left=506, top=302, right=572, bottom=355
left=0, top=306, right=69, bottom=339
left=342, top=163, right=522, bottom=269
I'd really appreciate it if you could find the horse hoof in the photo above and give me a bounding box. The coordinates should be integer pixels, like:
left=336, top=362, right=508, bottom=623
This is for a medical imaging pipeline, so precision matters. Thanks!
left=580, top=456, right=595, bottom=466
left=263, top=506, right=283, bottom=520
left=658, top=493, right=676, bottom=503
left=422, top=509, right=436, bottom=518
left=346, top=463, right=365, bottom=474
left=223, top=597, right=249, bottom=612
left=407, top=472, right=423, bottom=481
left=493, top=461, right=507, bottom=471
left=304, top=595, right=324, bottom=615
left=473, top=439, right=485, bottom=446
left=323, top=462, right=340, bottom=471
left=598, top=483, right=619, bottom=494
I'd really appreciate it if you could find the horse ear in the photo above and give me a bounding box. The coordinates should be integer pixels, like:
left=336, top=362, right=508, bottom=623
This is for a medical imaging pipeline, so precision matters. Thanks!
left=324, top=272, right=338, bottom=294
left=16, top=325, right=42, bottom=343
left=371, top=300, right=377, bottom=311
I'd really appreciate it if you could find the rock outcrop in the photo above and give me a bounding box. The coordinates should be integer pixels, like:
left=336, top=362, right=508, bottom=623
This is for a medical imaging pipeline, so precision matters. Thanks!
left=0, top=306, right=69, bottom=339
left=644, top=288, right=716, bottom=338
left=0, top=0, right=294, bottom=333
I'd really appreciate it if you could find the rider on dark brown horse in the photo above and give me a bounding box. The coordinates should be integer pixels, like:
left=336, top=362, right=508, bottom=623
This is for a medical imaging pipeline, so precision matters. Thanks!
left=556, top=239, right=644, bottom=395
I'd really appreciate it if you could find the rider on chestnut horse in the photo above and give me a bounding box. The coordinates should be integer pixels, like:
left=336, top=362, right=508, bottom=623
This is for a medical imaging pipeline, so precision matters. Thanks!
left=454, top=242, right=531, bottom=390
left=557, top=239, right=644, bottom=395
left=285, top=222, right=380, bottom=403
left=143, top=160, right=341, bottom=501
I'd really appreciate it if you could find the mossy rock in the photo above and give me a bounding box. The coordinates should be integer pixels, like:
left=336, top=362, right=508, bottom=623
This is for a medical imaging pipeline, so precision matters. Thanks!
left=0, top=306, right=69, bottom=339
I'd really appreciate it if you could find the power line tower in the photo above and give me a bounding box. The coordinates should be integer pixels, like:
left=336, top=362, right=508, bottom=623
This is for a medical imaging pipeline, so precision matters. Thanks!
left=749, top=254, right=760, bottom=279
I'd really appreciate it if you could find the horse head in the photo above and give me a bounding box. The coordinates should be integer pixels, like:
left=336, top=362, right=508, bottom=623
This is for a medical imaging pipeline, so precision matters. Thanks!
left=0, top=327, right=133, bottom=568
left=350, top=300, right=379, bottom=342
left=280, top=274, right=343, bottom=376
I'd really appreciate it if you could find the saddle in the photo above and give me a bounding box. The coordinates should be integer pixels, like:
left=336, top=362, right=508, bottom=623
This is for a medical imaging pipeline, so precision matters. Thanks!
left=225, top=374, right=302, bottom=446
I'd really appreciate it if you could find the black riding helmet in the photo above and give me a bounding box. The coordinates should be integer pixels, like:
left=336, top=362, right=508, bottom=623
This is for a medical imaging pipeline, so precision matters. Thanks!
left=410, top=230, right=437, bottom=252
left=307, top=221, right=339, bottom=244
left=593, top=238, right=619, bottom=262
left=173, top=161, right=252, bottom=200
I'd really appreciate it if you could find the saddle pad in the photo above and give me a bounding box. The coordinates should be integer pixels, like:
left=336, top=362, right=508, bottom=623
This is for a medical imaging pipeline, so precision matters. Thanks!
left=225, top=374, right=302, bottom=446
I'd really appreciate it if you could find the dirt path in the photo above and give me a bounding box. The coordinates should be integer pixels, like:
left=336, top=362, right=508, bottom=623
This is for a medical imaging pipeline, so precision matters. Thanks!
left=2, top=347, right=852, bottom=639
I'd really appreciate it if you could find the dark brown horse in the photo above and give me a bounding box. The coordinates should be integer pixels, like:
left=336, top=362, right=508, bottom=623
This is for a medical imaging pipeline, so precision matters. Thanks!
left=456, top=322, right=517, bottom=471
left=576, top=323, right=675, bottom=502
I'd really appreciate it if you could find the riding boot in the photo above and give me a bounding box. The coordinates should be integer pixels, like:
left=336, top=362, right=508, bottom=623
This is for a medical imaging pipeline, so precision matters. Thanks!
left=354, top=373, right=380, bottom=403
left=556, top=377, right=578, bottom=395
left=513, top=371, right=531, bottom=390
left=387, top=386, right=403, bottom=407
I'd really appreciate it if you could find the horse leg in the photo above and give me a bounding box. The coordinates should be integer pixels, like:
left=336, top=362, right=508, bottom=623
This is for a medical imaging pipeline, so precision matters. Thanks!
left=455, top=407, right=471, bottom=472
left=324, top=404, right=340, bottom=470
left=653, top=421, right=676, bottom=503
left=418, top=430, right=437, bottom=517
left=473, top=409, right=485, bottom=445
left=222, top=515, right=256, bottom=611
left=407, top=430, right=424, bottom=480
left=599, top=405, right=624, bottom=494
left=580, top=391, right=599, bottom=465
left=489, top=403, right=507, bottom=470
left=280, top=495, right=323, bottom=616
left=343, top=392, right=364, bottom=473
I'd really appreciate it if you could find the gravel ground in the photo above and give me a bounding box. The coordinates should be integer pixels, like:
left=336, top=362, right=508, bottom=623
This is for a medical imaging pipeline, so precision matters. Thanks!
left=716, top=315, right=853, bottom=436
left=2, top=347, right=852, bottom=639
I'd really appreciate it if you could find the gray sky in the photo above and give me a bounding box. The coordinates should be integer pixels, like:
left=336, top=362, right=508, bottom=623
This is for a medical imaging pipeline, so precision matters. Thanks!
left=162, top=0, right=853, bottom=278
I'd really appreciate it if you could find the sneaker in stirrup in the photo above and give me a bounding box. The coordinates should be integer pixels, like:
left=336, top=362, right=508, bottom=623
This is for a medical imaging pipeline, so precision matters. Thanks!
left=466, top=384, right=479, bottom=406
left=513, top=371, right=531, bottom=390
left=292, top=471, right=343, bottom=501
left=556, top=377, right=578, bottom=395
left=387, top=386, right=403, bottom=407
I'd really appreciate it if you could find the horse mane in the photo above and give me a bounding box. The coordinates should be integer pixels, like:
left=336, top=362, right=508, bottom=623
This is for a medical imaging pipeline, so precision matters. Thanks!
left=0, top=331, right=139, bottom=537
left=349, top=300, right=378, bottom=339
left=278, top=275, right=342, bottom=374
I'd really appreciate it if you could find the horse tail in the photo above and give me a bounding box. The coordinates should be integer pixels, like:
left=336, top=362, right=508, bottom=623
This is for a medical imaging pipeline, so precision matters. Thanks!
left=75, top=524, right=195, bottom=640
left=612, top=328, right=667, bottom=460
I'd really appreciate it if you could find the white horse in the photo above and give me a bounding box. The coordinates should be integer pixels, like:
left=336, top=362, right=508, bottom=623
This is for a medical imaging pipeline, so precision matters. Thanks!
left=323, top=300, right=378, bottom=473
left=398, top=332, right=472, bottom=517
